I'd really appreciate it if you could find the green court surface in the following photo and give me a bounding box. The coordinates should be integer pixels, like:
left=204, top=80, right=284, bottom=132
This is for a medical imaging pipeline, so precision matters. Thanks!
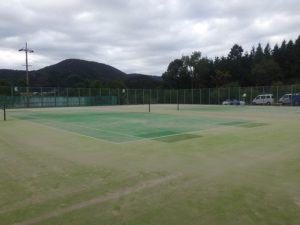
left=9, top=107, right=251, bottom=143
left=1, top=104, right=300, bottom=225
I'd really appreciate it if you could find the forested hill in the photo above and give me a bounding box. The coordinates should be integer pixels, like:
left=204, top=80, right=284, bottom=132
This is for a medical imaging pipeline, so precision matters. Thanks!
left=0, top=59, right=162, bottom=88
left=162, top=36, right=300, bottom=89
left=31, top=59, right=128, bottom=87
left=1, top=36, right=299, bottom=89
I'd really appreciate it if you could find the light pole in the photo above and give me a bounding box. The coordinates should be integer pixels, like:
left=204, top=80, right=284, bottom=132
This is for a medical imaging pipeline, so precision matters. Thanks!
left=19, top=42, right=34, bottom=88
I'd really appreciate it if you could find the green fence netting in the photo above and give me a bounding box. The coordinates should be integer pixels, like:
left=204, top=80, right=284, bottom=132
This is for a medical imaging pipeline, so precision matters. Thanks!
left=1, top=85, right=300, bottom=108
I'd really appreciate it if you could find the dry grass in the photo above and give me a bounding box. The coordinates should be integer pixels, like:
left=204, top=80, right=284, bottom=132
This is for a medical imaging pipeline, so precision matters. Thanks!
left=1, top=105, right=300, bottom=225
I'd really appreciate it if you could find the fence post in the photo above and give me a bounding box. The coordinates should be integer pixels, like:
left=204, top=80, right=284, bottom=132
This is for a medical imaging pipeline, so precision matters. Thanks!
left=67, top=88, right=69, bottom=106
left=276, top=86, right=278, bottom=104
left=55, top=88, right=58, bottom=107
left=78, top=88, right=81, bottom=106
left=26, top=87, right=29, bottom=108
left=200, top=89, right=202, bottom=104
left=10, top=86, right=13, bottom=107
left=149, top=89, right=151, bottom=112
left=41, top=87, right=43, bottom=107
left=192, top=88, right=194, bottom=104
left=143, top=89, right=145, bottom=104
left=291, top=85, right=293, bottom=106
left=177, top=89, right=179, bottom=110
left=209, top=88, right=210, bottom=105
left=228, top=87, right=230, bottom=99
left=3, top=104, right=6, bottom=121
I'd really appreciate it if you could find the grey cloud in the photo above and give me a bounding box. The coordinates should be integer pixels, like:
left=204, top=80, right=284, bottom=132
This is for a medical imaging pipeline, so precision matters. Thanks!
left=0, top=0, right=299, bottom=75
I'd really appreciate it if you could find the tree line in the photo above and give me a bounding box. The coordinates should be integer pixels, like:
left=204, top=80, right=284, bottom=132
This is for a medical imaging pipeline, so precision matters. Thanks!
left=162, top=36, right=300, bottom=89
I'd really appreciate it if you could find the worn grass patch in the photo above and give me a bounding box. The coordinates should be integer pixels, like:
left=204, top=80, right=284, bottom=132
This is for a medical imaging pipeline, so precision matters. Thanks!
left=219, top=121, right=249, bottom=126
left=239, top=123, right=269, bottom=128
left=154, top=134, right=203, bottom=143
left=137, top=130, right=179, bottom=138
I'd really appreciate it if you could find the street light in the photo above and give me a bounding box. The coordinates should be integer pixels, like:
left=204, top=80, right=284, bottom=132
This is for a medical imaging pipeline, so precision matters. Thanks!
left=19, top=42, right=34, bottom=88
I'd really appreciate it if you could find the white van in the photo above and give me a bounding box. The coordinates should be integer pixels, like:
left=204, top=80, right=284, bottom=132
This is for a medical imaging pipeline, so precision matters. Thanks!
left=252, top=94, right=274, bottom=105
left=278, top=94, right=292, bottom=104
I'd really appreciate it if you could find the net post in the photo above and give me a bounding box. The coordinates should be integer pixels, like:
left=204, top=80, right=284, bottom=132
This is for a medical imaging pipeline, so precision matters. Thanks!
left=3, top=104, right=6, bottom=121
left=148, top=89, right=151, bottom=112
left=177, top=89, right=179, bottom=111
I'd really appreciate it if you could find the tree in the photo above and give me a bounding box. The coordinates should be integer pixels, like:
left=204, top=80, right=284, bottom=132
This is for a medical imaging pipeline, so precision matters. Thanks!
left=240, top=51, right=254, bottom=86
left=210, top=70, right=232, bottom=87
left=181, top=51, right=202, bottom=89
left=227, top=44, right=244, bottom=84
left=162, top=36, right=300, bottom=88
left=272, top=44, right=280, bottom=61
left=194, top=57, right=213, bottom=88
left=162, top=59, right=185, bottom=88
left=228, top=44, right=243, bottom=60
left=251, top=59, right=282, bottom=85
left=285, top=40, right=296, bottom=79
left=292, top=36, right=300, bottom=82
left=264, top=43, right=271, bottom=58
left=254, top=43, right=264, bottom=63
left=0, top=80, right=11, bottom=86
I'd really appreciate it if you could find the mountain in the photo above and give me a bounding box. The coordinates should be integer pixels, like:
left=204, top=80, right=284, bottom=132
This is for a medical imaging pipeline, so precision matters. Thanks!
left=0, top=69, right=27, bottom=81
left=125, top=73, right=162, bottom=89
left=0, top=59, right=162, bottom=88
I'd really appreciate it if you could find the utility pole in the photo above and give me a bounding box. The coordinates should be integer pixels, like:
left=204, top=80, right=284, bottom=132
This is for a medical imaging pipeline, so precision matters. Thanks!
left=19, top=42, right=34, bottom=88
left=19, top=42, right=34, bottom=107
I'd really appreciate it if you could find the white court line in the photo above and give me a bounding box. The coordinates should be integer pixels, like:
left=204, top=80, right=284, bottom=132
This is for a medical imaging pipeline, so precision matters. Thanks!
left=12, top=113, right=144, bottom=140
left=11, top=113, right=237, bottom=145
left=12, top=116, right=146, bottom=144
left=60, top=122, right=140, bottom=139
left=13, top=116, right=218, bottom=145
left=22, top=120, right=117, bottom=144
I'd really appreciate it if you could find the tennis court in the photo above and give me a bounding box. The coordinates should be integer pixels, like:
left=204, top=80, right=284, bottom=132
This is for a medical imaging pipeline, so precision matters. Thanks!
left=1, top=104, right=300, bottom=225
left=8, top=105, right=254, bottom=143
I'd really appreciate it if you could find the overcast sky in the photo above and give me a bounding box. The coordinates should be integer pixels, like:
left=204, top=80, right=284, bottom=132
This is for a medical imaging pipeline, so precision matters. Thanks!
left=0, top=0, right=299, bottom=75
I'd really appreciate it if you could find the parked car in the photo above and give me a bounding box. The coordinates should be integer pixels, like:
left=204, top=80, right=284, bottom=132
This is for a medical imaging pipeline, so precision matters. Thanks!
left=279, top=93, right=292, bottom=105
left=252, top=94, right=274, bottom=105
left=292, top=92, right=300, bottom=105
left=278, top=93, right=300, bottom=105
left=222, top=99, right=245, bottom=105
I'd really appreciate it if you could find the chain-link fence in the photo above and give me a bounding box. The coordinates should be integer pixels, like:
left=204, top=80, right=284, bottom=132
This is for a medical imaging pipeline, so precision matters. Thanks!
left=1, top=85, right=300, bottom=108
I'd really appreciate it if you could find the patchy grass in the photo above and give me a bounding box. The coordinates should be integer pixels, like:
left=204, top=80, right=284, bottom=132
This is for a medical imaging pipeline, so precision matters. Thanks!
left=1, top=105, right=300, bottom=225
